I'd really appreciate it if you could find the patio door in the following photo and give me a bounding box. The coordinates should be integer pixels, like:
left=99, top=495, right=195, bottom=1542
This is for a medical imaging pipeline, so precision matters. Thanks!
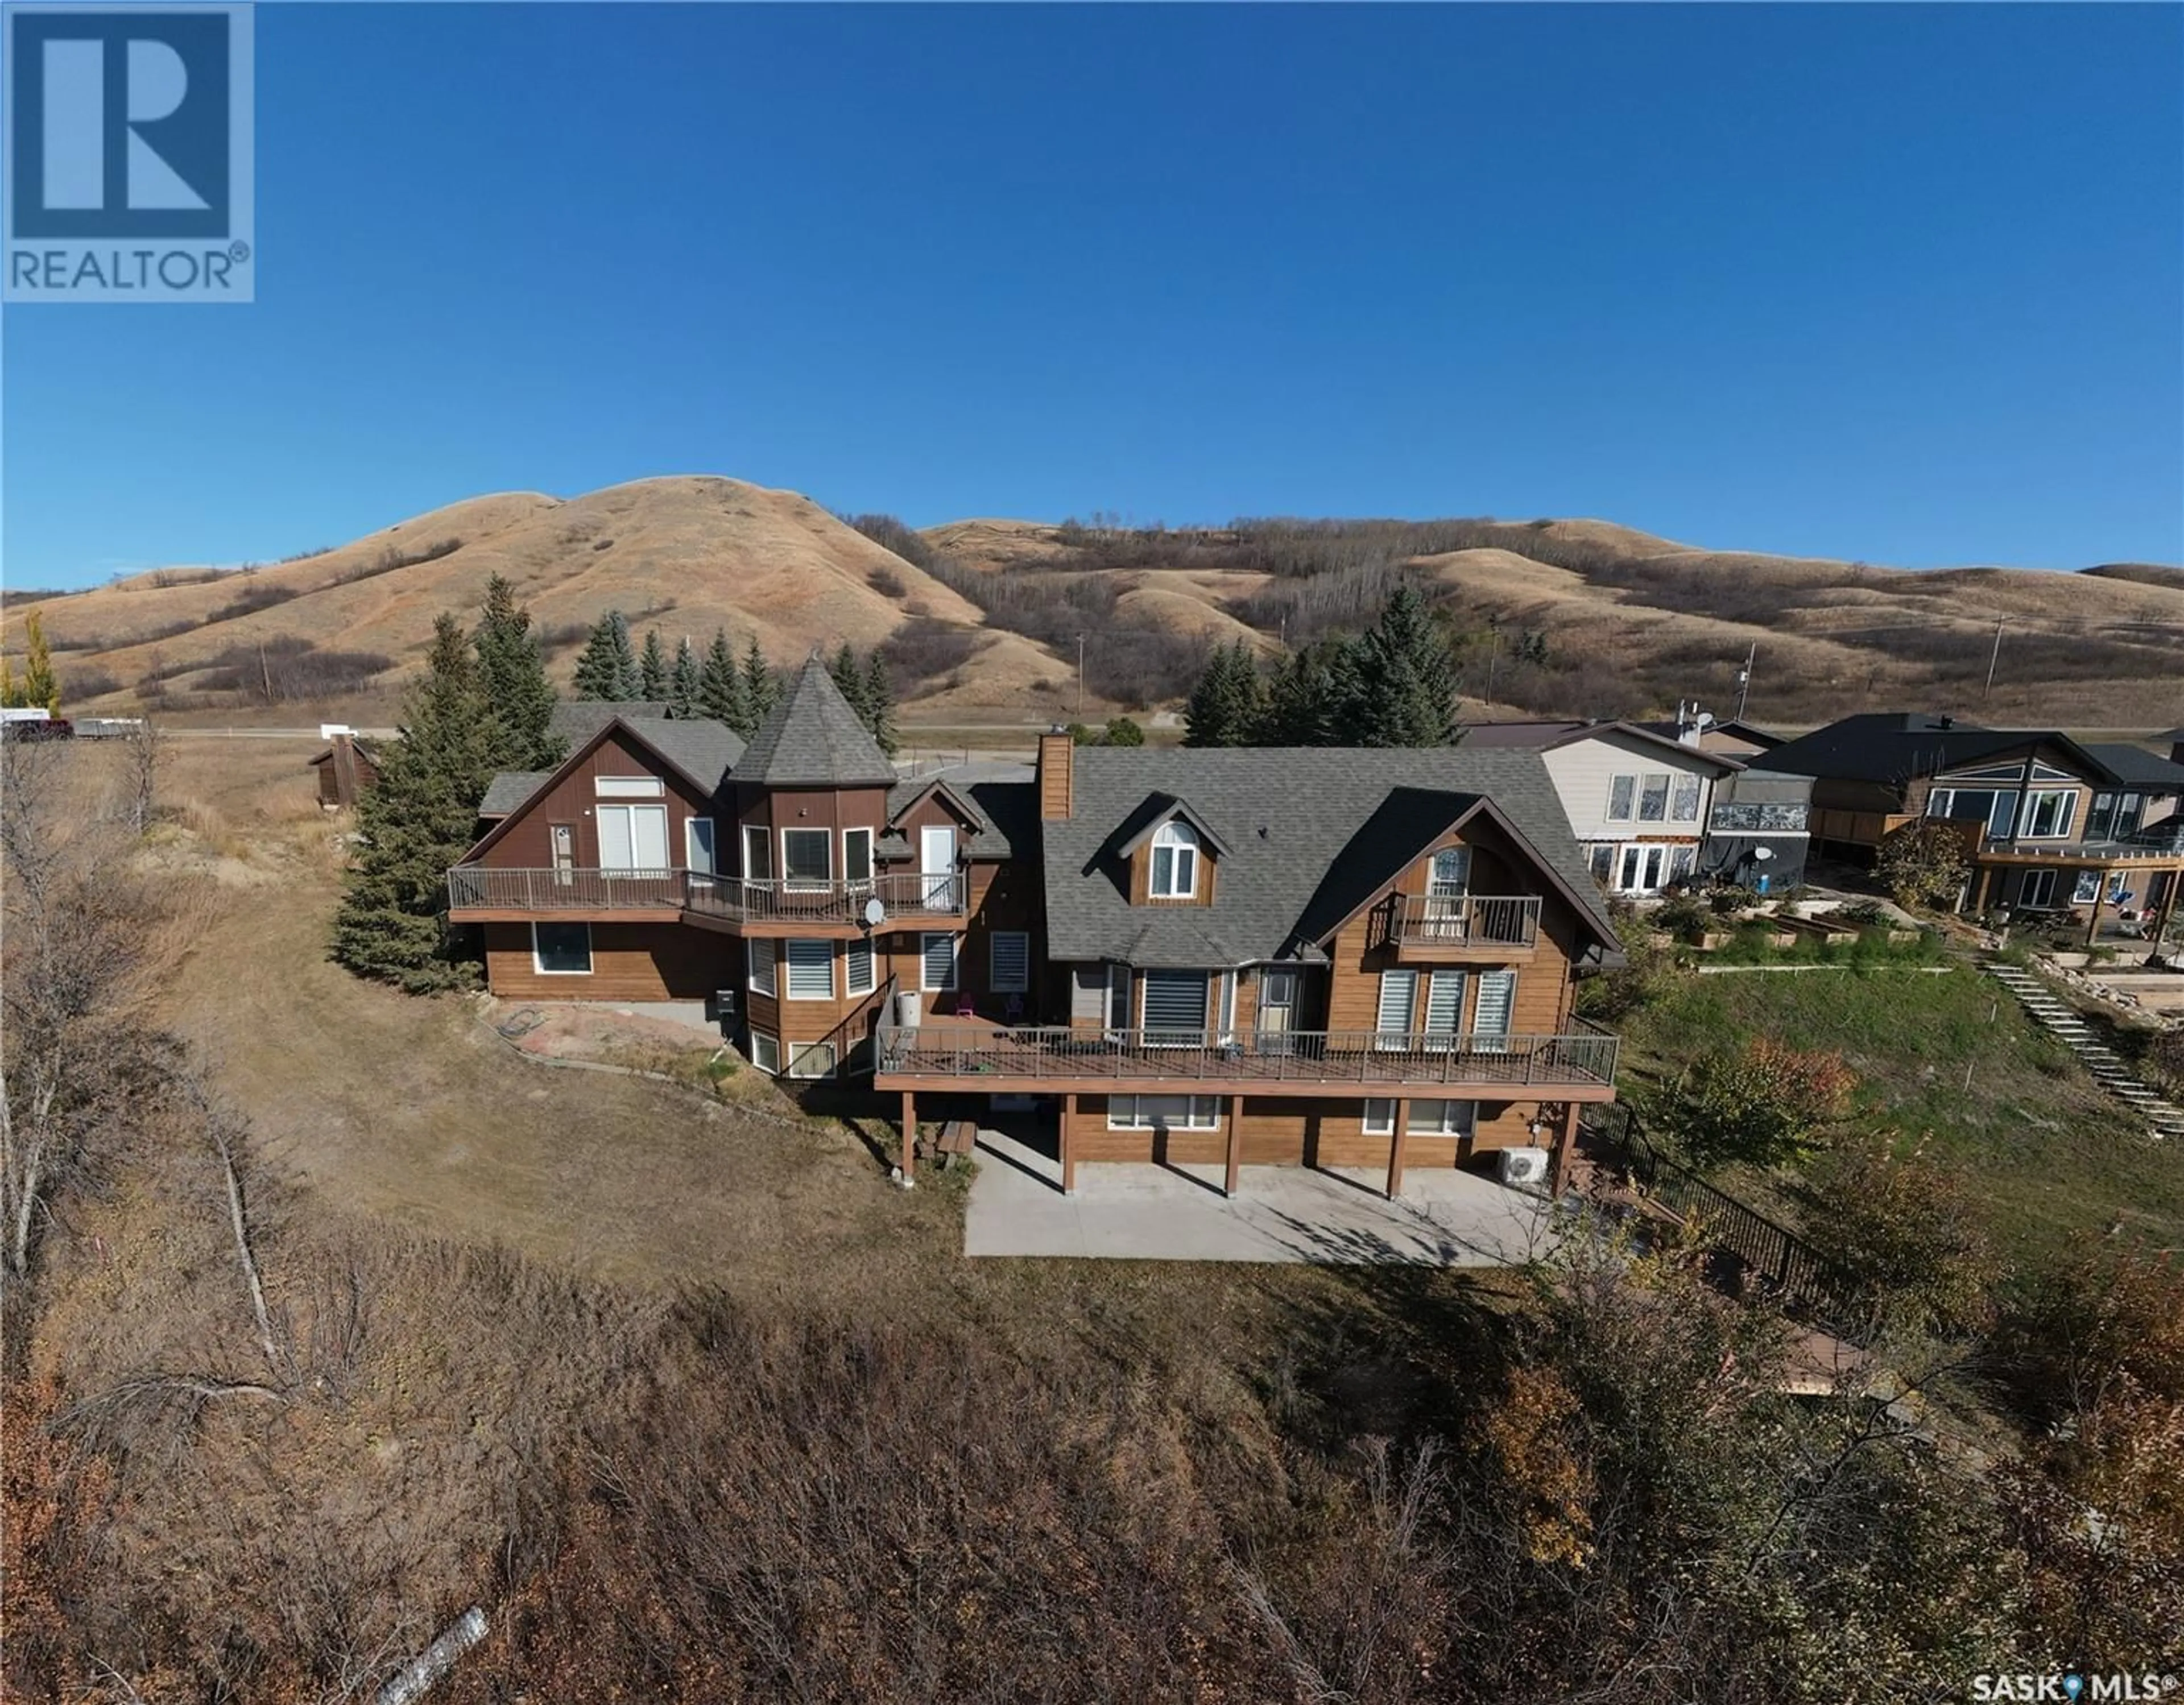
left=550, top=823, right=575, bottom=887
left=1616, top=844, right=1669, bottom=894
left=921, top=825, right=957, bottom=907
left=1425, top=847, right=1471, bottom=934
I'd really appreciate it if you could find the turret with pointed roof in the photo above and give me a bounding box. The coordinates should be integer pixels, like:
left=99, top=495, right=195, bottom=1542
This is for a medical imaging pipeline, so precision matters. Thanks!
left=737, top=653, right=897, bottom=788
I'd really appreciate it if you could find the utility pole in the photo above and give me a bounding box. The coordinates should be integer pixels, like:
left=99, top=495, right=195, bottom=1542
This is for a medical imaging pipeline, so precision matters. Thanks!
left=1734, top=642, right=1755, bottom=721
left=1984, top=621, right=2004, bottom=699
left=1076, top=634, right=1086, bottom=721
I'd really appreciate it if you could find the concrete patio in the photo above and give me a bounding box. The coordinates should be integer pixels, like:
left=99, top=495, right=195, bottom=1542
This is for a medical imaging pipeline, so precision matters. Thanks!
left=960, top=1128, right=1565, bottom=1265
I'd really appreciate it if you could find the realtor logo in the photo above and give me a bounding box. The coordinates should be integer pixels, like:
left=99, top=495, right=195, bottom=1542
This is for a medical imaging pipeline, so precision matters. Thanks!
left=5, top=3, right=254, bottom=301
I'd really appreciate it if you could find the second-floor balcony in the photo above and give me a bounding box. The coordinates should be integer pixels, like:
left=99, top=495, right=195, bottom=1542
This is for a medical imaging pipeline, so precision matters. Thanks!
left=874, top=1009, right=1618, bottom=1099
left=1387, top=893, right=1541, bottom=959
left=446, top=865, right=968, bottom=926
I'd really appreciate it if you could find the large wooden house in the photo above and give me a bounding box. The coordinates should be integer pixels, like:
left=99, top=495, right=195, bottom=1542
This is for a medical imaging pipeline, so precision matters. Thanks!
left=450, top=658, right=1627, bottom=1196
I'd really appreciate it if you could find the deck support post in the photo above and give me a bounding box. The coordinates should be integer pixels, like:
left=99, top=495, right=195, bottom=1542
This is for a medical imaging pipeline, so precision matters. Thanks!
left=2084, top=876, right=2107, bottom=946
left=1061, top=1094, right=1077, bottom=1195
left=1385, top=1098, right=1409, bottom=1200
left=1972, top=863, right=1995, bottom=916
left=2150, top=869, right=2181, bottom=959
left=1222, top=1096, right=1242, bottom=1198
left=1550, top=1102, right=1580, bottom=1197
left=897, top=1091, right=917, bottom=1187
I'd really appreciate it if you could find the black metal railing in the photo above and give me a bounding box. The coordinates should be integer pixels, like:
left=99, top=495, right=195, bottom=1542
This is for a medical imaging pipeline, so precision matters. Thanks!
left=1390, top=893, right=1541, bottom=949
left=447, top=866, right=966, bottom=921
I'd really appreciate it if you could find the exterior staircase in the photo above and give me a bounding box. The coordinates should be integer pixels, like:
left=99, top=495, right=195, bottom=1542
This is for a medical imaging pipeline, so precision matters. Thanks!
left=1982, top=958, right=2184, bottom=1141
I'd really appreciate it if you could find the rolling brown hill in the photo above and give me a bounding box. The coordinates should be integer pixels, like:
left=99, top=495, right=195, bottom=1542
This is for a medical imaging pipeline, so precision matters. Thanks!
left=9, top=478, right=2179, bottom=730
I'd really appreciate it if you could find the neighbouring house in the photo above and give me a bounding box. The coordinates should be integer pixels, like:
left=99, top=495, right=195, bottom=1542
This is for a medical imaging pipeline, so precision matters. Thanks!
left=1462, top=719, right=1744, bottom=896
left=1636, top=706, right=1786, bottom=760
left=1762, top=714, right=2184, bottom=938
left=307, top=727, right=380, bottom=810
left=549, top=699, right=675, bottom=742
left=449, top=659, right=1626, bottom=1197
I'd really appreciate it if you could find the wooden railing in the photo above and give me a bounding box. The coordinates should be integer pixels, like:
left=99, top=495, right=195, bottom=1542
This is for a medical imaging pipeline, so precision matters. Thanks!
left=446, top=866, right=966, bottom=921
left=874, top=1013, right=1618, bottom=1089
left=1391, top=893, right=1541, bottom=948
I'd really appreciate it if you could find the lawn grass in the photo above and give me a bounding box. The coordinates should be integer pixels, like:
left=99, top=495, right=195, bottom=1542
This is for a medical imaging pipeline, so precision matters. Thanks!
left=1618, top=957, right=2184, bottom=1271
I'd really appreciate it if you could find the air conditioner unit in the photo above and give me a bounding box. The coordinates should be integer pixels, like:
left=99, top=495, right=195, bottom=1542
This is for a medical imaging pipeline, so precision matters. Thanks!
left=1498, top=1146, right=1550, bottom=1191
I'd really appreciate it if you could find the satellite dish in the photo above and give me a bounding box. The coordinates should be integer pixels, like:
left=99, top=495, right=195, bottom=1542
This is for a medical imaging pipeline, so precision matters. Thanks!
left=1751, top=846, right=1775, bottom=862
left=863, top=896, right=888, bottom=930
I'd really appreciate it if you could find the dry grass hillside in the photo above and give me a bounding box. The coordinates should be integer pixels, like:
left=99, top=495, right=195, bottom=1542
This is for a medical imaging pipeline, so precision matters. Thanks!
left=10, top=481, right=2179, bottom=728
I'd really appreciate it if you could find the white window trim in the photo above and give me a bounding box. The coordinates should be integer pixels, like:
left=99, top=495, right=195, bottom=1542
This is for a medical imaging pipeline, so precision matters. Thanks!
left=747, top=937, right=776, bottom=998
left=1108, top=1094, right=1220, bottom=1131
left=2017, top=789, right=2075, bottom=840
left=595, top=775, right=665, bottom=798
left=686, top=816, right=716, bottom=876
left=750, top=1030, right=781, bottom=1075
left=1362, top=1099, right=1395, bottom=1136
left=990, top=930, right=1030, bottom=994
left=1669, top=775, right=1703, bottom=822
left=787, top=1040, right=837, bottom=1079
left=1407, top=1099, right=1476, bottom=1136
left=1607, top=775, right=1637, bottom=822
left=783, top=938, right=835, bottom=1000
left=530, top=921, right=593, bottom=976
left=1149, top=820, right=1199, bottom=899
left=781, top=826, right=833, bottom=889
left=846, top=937, right=875, bottom=997
left=742, top=823, right=772, bottom=882
left=1637, top=772, right=1672, bottom=823
left=921, top=932, right=959, bottom=992
left=843, top=826, right=875, bottom=887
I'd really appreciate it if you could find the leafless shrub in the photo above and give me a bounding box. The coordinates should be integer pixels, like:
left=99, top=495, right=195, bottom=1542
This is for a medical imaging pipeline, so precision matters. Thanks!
left=878, top=617, right=981, bottom=686
left=867, top=565, right=907, bottom=599
left=206, top=580, right=301, bottom=622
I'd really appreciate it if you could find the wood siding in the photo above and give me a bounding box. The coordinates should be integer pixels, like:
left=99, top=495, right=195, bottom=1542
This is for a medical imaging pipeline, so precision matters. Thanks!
left=482, top=921, right=726, bottom=1002
left=479, top=727, right=718, bottom=870
left=1064, top=1093, right=1554, bottom=1165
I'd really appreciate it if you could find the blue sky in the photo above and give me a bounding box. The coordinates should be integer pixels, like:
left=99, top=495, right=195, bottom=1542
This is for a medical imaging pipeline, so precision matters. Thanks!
left=5, top=2, right=2180, bottom=587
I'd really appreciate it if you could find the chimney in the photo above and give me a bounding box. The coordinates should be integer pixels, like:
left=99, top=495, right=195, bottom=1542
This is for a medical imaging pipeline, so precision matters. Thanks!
left=1038, top=725, right=1074, bottom=821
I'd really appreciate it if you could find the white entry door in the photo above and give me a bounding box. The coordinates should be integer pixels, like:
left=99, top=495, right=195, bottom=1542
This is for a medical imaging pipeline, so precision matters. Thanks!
left=921, top=825, right=957, bottom=906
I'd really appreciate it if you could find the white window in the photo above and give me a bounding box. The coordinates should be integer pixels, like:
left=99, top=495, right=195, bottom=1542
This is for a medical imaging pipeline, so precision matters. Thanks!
left=742, top=823, right=772, bottom=882
left=1363, top=1099, right=1396, bottom=1136
left=782, top=827, right=832, bottom=888
left=531, top=922, right=592, bottom=975
left=2073, top=870, right=2102, bottom=904
left=846, top=937, right=875, bottom=996
left=686, top=817, right=716, bottom=876
left=1149, top=820, right=1199, bottom=898
left=597, top=804, right=669, bottom=871
left=2019, top=789, right=2074, bottom=839
left=787, top=1041, right=837, bottom=1079
left=1607, top=776, right=1636, bottom=822
left=1424, top=970, right=1466, bottom=1045
left=1670, top=776, right=1702, bottom=822
left=784, top=939, right=834, bottom=999
left=1638, top=774, right=1670, bottom=822
left=1429, top=847, right=1471, bottom=896
left=843, top=826, right=874, bottom=886
left=1407, top=1099, right=1476, bottom=1136
left=747, top=937, right=776, bottom=998
left=750, top=1030, right=781, bottom=1074
left=921, top=932, right=959, bottom=992
left=1616, top=845, right=1670, bottom=893
left=595, top=775, right=664, bottom=798
left=1143, top=969, right=1210, bottom=1040
left=1473, top=970, right=1517, bottom=1049
left=990, top=931, right=1029, bottom=994
left=1587, top=844, right=1615, bottom=885
left=1668, top=845, right=1697, bottom=881
left=2021, top=869, right=2059, bottom=909
left=1108, top=964, right=1133, bottom=1031
left=1108, top=1095, right=1220, bottom=1131
left=1376, top=969, right=1418, bottom=1041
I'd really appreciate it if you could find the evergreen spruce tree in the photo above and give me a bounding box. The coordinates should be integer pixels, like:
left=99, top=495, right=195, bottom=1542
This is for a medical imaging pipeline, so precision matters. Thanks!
left=638, top=628, right=669, bottom=701
left=863, top=651, right=899, bottom=756
left=829, top=642, right=870, bottom=725
left=1262, top=643, right=1345, bottom=746
left=471, top=573, right=562, bottom=769
left=332, top=614, right=502, bottom=991
left=1183, top=641, right=1264, bottom=747
left=742, top=638, right=779, bottom=725
left=572, top=610, right=637, bottom=700
left=698, top=628, right=750, bottom=730
left=1350, top=586, right=1462, bottom=747
left=668, top=636, right=700, bottom=719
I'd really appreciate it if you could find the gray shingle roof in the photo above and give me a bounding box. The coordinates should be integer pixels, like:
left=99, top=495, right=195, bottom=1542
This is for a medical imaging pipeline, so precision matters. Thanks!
left=1043, top=747, right=1616, bottom=969
left=737, top=657, right=897, bottom=788
left=884, top=763, right=1037, bottom=860
left=480, top=771, right=552, bottom=817
left=1765, top=714, right=2170, bottom=792
left=619, top=716, right=744, bottom=793
left=2081, top=743, right=2184, bottom=790
left=549, top=700, right=674, bottom=742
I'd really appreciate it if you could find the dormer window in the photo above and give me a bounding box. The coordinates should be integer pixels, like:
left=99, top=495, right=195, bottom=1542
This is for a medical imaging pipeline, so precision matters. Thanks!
left=1151, top=820, right=1199, bottom=897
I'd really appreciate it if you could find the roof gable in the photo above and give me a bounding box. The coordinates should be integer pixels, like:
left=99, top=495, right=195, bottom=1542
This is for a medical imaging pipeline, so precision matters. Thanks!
left=1112, top=795, right=1236, bottom=860
left=738, top=656, right=897, bottom=788
left=462, top=715, right=737, bottom=860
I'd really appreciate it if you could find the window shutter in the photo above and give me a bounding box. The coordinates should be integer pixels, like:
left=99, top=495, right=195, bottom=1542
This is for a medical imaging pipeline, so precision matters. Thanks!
left=1142, top=970, right=1209, bottom=1036
left=1376, top=970, right=1417, bottom=1035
